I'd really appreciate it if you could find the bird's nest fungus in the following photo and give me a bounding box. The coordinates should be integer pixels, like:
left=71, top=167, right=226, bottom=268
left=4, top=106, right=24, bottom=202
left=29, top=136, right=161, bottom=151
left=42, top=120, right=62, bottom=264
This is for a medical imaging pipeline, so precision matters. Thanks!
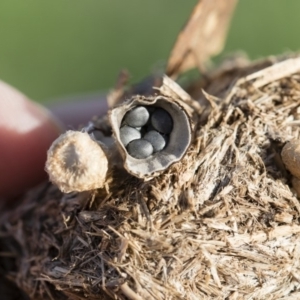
left=2, top=53, right=300, bottom=299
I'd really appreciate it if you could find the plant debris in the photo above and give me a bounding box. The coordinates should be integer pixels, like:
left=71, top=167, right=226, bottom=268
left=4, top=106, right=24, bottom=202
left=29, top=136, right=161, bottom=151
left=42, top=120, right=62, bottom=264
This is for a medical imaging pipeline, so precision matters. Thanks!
left=166, top=0, right=238, bottom=78
left=2, top=53, right=300, bottom=299
left=2, top=1, right=300, bottom=299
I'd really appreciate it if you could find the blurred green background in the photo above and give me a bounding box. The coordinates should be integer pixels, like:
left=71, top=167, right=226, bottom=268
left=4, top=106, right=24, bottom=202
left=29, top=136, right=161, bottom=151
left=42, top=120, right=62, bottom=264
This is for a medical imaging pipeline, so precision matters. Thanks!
left=0, top=0, right=300, bottom=103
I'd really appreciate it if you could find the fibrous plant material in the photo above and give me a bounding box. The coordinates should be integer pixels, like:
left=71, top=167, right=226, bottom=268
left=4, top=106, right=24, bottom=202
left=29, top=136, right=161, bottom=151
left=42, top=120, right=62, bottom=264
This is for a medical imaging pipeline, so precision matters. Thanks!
left=2, top=54, right=300, bottom=299
left=167, top=0, right=238, bottom=78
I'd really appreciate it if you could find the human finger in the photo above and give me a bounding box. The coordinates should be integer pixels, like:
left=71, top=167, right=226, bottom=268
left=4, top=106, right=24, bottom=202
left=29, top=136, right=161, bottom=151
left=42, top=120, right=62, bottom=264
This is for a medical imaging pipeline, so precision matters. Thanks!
left=0, top=81, right=62, bottom=199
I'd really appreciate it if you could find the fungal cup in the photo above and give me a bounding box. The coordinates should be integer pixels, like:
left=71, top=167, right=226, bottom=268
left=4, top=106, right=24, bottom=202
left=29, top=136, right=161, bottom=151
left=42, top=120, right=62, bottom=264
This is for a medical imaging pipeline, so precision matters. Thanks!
left=110, top=95, right=192, bottom=179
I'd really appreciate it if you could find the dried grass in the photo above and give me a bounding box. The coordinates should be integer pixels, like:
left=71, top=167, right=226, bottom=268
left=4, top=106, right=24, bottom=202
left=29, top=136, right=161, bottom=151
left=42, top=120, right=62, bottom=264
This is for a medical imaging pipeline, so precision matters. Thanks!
left=2, top=54, right=300, bottom=299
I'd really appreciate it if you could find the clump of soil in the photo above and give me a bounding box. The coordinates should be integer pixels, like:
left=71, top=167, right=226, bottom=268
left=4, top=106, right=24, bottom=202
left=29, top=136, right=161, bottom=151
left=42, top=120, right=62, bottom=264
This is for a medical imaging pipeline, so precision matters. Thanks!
left=2, top=53, right=300, bottom=299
